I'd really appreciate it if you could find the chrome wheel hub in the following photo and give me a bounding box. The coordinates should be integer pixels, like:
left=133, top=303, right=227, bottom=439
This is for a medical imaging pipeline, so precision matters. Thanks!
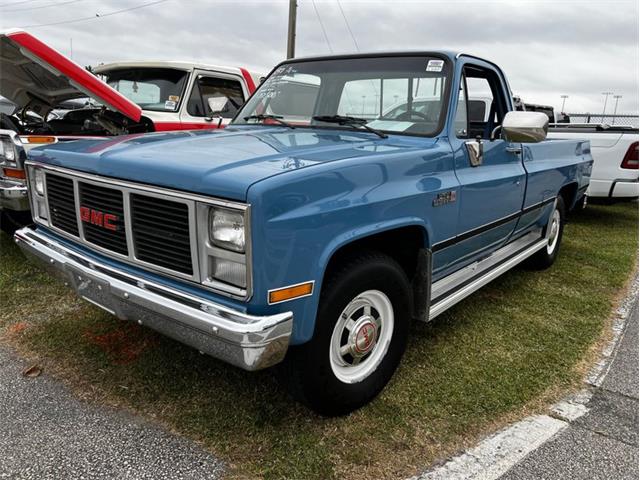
left=349, top=317, right=378, bottom=357
left=329, top=289, right=394, bottom=384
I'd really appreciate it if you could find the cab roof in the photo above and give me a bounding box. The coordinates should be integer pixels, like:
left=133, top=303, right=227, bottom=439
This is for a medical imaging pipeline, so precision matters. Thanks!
left=93, top=61, right=262, bottom=80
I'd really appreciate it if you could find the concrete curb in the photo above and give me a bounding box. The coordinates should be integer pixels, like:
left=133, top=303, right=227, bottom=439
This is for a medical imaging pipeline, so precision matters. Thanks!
left=411, top=272, right=639, bottom=480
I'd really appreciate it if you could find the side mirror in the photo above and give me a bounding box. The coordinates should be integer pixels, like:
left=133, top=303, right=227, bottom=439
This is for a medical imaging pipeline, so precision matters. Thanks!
left=502, top=111, right=548, bottom=143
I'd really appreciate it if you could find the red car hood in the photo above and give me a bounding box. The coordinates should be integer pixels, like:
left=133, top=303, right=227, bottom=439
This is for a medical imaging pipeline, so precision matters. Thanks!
left=0, top=29, right=141, bottom=122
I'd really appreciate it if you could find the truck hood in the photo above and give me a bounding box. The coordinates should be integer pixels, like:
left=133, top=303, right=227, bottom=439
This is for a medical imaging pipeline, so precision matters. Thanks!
left=28, top=126, right=437, bottom=201
left=0, top=29, right=141, bottom=121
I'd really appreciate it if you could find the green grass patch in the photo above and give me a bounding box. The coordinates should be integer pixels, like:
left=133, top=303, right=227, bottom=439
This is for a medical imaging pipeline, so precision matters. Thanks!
left=1, top=202, right=637, bottom=479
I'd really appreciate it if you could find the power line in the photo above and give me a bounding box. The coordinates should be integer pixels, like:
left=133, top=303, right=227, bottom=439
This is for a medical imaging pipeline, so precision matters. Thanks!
left=17, top=0, right=171, bottom=28
left=336, top=0, right=359, bottom=51
left=334, top=0, right=378, bottom=102
left=0, top=0, right=42, bottom=8
left=2, top=0, right=87, bottom=12
left=311, top=0, right=333, bottom=53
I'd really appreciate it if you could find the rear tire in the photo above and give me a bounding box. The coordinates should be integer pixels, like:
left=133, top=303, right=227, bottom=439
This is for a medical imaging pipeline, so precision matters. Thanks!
left=525, top=196, right=565, bottom=270
left=282, top=251, right=411, bottom=416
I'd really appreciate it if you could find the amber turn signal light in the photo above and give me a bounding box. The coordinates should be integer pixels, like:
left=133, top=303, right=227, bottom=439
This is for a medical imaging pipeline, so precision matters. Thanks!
left=3, top=168, right=26, bottom=179
left=268, top=282, right=314, bottom=304
left=24, top=136, right=56, bottom=144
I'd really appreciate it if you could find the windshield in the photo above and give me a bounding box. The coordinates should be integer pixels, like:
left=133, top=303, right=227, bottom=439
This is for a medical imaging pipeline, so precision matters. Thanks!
left=234, top=56, right=450, bottom=136
left=100, top=67, right=188, bottom=112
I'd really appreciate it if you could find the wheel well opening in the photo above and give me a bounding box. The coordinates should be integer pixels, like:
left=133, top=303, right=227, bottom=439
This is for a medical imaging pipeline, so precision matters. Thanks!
left=323, top=226, right=427, bottom=285
left=559, top=182, right=579, bottom=210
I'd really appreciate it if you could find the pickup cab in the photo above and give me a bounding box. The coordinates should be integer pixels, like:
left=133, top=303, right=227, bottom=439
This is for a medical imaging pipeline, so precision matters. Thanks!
left=0, top=29, right=261, bottom=231
left=15, top=52, right=593, bottom=416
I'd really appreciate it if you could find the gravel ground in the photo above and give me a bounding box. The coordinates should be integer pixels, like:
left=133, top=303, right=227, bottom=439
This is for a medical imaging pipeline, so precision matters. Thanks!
left=0, top=347, right=224, bottom=480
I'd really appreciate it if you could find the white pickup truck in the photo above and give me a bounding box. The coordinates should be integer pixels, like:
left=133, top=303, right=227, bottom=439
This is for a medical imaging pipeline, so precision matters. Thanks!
left=0, top=29, right=261, bottom=232
left=548, top=124, right=638, bottom=201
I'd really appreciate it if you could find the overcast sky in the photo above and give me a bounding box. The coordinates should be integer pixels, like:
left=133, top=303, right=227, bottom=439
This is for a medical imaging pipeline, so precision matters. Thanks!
left=2, top=0, right=638, bottom=114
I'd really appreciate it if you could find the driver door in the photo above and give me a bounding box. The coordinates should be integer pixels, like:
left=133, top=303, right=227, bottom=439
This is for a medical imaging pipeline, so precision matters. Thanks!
left=179, top=72, right=246, bottom=129
left=447, top=63, right=527, bottom=267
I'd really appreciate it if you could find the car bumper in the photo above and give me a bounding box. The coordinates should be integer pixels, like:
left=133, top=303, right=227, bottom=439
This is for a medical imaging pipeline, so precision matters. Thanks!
left=588, top=177, right=639, bottom=199
left=14, top=227, right=293, bottom=371
left=0, top=178, right=29, bottom=211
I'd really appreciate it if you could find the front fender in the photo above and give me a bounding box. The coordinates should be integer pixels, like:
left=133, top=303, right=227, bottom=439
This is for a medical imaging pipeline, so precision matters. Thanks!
left=246, top=139, right=456, bottom=344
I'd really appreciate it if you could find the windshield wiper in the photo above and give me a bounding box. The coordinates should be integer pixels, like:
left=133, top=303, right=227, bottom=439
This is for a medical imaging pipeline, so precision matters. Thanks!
left=243, top=114, right=295, bottom=129
left=312, top=115, right=388, bottom=138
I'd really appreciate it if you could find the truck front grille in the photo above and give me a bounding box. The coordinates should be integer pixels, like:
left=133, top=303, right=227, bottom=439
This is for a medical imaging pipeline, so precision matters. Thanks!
left=131, top=194, right=193, bottom=275
left=45, top=173, right=78, bottom=236
left=79, top=182, right=128, bottom=255
left=43, top=172, right=196, bottom=280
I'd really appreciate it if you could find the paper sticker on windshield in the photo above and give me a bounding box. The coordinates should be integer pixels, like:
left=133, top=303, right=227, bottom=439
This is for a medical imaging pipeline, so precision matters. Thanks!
left=164, top=100, right=177, bottom=110
left=426, top=60, right=444, bottom=72
left=168, top=95, right=180, bottom=102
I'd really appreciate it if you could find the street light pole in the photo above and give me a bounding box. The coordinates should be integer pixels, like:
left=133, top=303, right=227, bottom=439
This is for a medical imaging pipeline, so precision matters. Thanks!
left=612, top=95, right=622, bottom=125
left=560, top=95, right=568, bottom=113
left=286, top=0, right=297, bottom=59
left=601, top=91, right=613, bottom=123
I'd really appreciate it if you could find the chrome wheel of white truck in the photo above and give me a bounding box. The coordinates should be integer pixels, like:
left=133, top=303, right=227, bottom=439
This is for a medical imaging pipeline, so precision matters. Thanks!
left=283, top=252, right=410, bottom=416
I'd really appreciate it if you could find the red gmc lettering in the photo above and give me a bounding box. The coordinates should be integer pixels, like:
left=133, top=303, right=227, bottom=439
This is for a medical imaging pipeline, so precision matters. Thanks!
left=80, top=207, right=118, bottom=231
left=90, top=210, right=103, bottom=226
left=103, top=213, right=117, bottom=231
left=80, top=206, right=90, bottom=222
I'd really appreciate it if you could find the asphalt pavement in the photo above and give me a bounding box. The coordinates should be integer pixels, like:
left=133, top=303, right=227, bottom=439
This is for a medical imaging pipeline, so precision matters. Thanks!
left=500, top=296, right=639, bottom=480
left=0, top=347, right=223, bottom=479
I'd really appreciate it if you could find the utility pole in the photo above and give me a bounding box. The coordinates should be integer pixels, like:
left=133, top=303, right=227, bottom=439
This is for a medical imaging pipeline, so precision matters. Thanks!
left=286, top=0, right=297, bottom=59
left=601, top=91, right=613, bottom=123
left=560, top=95, right=568, bottom=113
left=612, top=95, right=622, bottom=125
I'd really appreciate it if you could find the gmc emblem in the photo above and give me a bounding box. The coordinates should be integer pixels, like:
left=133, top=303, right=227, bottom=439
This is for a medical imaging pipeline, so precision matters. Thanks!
left=80, top=206, right=118, bottom=231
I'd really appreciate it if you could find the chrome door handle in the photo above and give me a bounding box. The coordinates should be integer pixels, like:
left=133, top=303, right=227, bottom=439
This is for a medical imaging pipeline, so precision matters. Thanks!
left=506, top=146, right=522, bottom=154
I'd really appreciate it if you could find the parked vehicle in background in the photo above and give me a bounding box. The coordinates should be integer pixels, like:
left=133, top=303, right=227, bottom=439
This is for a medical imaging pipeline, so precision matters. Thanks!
left=548, top=124, right=638, bottom=201
left=92, top=60, right=259, bottom=132
left=513, top=98, right=570, bottom=123
left=16, top=52, right=592, bottom=415
left=0, top=29, right=261, bottom=232
left=512, top=95, right=637, bottom=201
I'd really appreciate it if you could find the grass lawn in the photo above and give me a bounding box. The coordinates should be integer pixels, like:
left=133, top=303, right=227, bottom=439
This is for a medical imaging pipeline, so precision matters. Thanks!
left=0, top=202, right=637, bottom=479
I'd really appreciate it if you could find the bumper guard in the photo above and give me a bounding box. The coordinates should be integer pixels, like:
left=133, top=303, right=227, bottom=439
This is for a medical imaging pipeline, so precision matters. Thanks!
left=14, top=227, right=293, bottom=370
left=0, top=178, right=29, bottom=211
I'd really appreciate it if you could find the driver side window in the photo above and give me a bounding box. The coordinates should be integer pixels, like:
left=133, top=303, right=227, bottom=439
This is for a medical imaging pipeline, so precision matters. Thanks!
left=454, top=76, right=468, bottom=138
left=187, top=76, right=244, bottom=119
left=463, top=65, right=508, bottom=139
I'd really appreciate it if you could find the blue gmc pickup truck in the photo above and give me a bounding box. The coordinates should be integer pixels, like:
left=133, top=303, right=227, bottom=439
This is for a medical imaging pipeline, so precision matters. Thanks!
left=15, top=52, right=592, bottom=416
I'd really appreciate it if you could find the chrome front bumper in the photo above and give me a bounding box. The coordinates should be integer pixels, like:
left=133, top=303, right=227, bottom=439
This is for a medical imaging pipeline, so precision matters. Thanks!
left=14, top=227, right=293, bottom=370
left=0, top=178, right=29, bottom=211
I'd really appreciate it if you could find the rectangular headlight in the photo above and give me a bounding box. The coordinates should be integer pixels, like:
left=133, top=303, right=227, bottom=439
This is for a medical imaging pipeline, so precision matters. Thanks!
left=209, top=207, right=245, bottom=252
left=34, top=169, right=45, bottom=196
left=196, top=201, right=250, bottom=299
left=0, top=136, right=16, bottom=163
left=26, top=165, right=48, bottom=223
left=210, top=257, right=247, bottom=288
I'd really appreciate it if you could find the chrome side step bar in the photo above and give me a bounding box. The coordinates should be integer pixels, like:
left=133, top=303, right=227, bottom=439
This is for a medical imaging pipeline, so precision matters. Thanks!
left=429, top=231, right=547, bottom=320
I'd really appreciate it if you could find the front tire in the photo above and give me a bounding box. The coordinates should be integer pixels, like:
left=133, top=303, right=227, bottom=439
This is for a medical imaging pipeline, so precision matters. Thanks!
left=282, top=251, right=411, bottom=416
left=525, top=195, right=565, bottom=270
